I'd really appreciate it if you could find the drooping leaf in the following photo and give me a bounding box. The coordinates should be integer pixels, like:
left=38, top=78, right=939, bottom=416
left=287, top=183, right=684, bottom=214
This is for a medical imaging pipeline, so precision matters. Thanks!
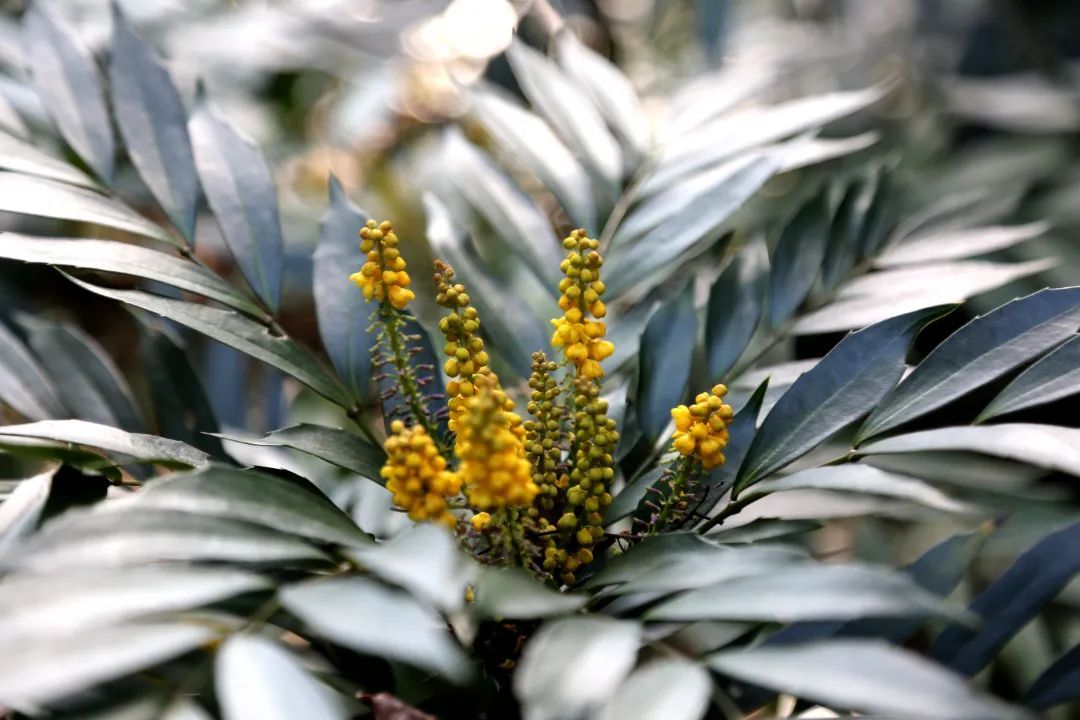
left=594, top=659, right=711, bottom=720
left=514, top=616, right=641, bottom=720
left=858, top=288, right=1080, bottom=442
left=707, top=640, right=1024, bottom=719
left=314, top=175, right=373, bottom=401
left=0, top=171, right=174, bottom=245
left=61, top=275, right=352, bottom=408
left=469, top=566, right=588, bottom=620
left=1023, top=643, right=1080, bottom=711
left=0, top=420, right=208, bottom=468
left=768, top=194, right=830, bottom=326
left=635, top=282, right=696, bottom=444
left=22, top=1, right=114, bottom=182
left=347, top=524, right=468, bottom=612
left=735, top=306, right=951, bottom=495
left=0, top=465, right=108, bottom=552
left=931, top=520, right=1080, bottom=676
left=0, top=318, right=64, bottom=421
left=280, top=576, right=469, bottom=681
left=0, top=235, right=267, bottom=319
left=706, top=236, right=767, bottom=379
left=877, top=222, right=1048, bottom=266
left=189, top=96, right=284, bottom=312
left=216, top=635, right=347, bottom=720
left=215, top=424, right=384, bottom=483
left=0, top=129, right=97, bottom=187
left=978, top=335, right=1080, bottom=420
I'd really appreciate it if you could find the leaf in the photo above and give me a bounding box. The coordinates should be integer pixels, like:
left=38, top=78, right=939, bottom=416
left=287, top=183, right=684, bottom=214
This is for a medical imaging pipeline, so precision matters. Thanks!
left=0, top=234, right=268, bottom=318
left=280, top=576, right=469, bottom=681
left=109, top=4, right=199, bottom=241
left=215, top=424, right=384, bottom=482
left=315, top=175, right=374, bottom=400
left=21, top=317, right=144, bottom=431
left=0, top=420, right=208, bottom=468
left=707, top=518, right=821, bottom=544
left=514, top=616, right=641, bottom=720
left=0, top=623, right=215, bottom=712
left=604, top=467, right=663, bottom=525
left=22, top=2, right=114, bottom=182
left=594, top=659, right=711, bottom=720
left=706, top=236, right=768, bottom=378
left=506, top=40, right=622, bottom=188
left=5, top=506, right=327, bottom=572
left=189, top=95, right=284, bottom=311
left=931, top=520, right=1080, bottom=676
left=747, top=465, right=971, bottom=514
left=136, top=464, right=370, bottom=546
left=0, top=566, right=268, bottom=642
left=978, top=335, right=1080, bottom=420
left=858, top=288, right=1080, bottom=442
left=0, top=92, right=29, bottom=139
left=348, top=524, right=468, bottom=612
left=877, top=222, right=1048, bottom=266
left=635, top=282, right=696, bottom=443
left=706, top=640, right=1024, bottom=719
left=0, top=318, right=64, bottom=421
left=795, top=259, right=1054, bottom=335
left=735, top=306, right=951, bottom=495
left=0, top=171, right=174, bottom=244
left=62, top=275, right=353, bottom=408
left=0, top=465, right=108, bottom=551
left=647, top=563, right=975, bottom=624
left=0, top=129, right=97, bottom=188
left=605, top=152, right=780, bottom=297
left=1023, top=643, right=1080, bottom=711
left=768, top=195, right=830, bottom=326
left=470, top=566, right=588, bottom=620
left=216, top=635, right=347, bottom=720
left=820, top=180, right=866, bottom=290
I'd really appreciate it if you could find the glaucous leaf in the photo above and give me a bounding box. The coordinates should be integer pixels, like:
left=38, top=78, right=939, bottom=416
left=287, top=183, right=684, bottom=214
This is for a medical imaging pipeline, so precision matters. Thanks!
left=978, top=335, right=1080, bottom=420
left=0, top=92, right=28, bottom=139
left=0, top=129, right=97, bottom=187
left=877, top=222, right=1048, bottom=266
left=217, top=424, right=384, bottom=482
left=0, top=465, right=108, bottom=552
left=768, top=194, right=830, bottom=327
left=0, top=419, right=208, bottom=468
left=593, top=659, right=710, bottom=720
left=819, top=179, right=866, bottom=290
left=698, top=379, right=768, bottom=518
left=636, top=282, right=696, bottom=443
left=348, top=524, right=468, bottom=611
left=1023, top=643, right=1080, bottom=711
left=0, top=318, right=64, bottom=421
left=706, top=236, right=767, bottom=379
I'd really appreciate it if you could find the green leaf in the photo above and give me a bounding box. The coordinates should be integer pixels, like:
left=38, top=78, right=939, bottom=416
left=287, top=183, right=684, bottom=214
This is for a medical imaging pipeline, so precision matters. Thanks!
left=735, top=306, right=951, bottom=495
left=506, top=40, right=622, bottom=187
left=636, top=282, right=696, bottom=443
left=646, top=563, right=976, bottom=624
left=470, top=566, right=588, bottom=620
left=820, top=179, right=866, bottom=290
left=514, top=616, right=641, bottom=720
left=216, top=635, right=347, bottom=720
left=768, top=194, right=830, bottom=326
left=707, top=640, right=1025, bottom=719
left=878, top=222, right=1048, bottom=266
left=702, top=379, right=767, bottom=509
left=0, top=623, right=215, bottom=712
left=707, top=518, right=821, bottom=544
left=314, top=175, right=373, bottom=401
left=858, top=288, right=1080, bottom=442
left=0, top=419, right=208, bottom=468
left=1024, top=643, right=1080, bottom=711
left=215, top=424, right=384, bottom=483
left=0, top=465, right=108, bottom=551
left=22, top=2, right=114, bottom=182
left=189, top=96, right=283, bottom=312
left=280, top=576, right=469, bottom=681
left=0, top=234, right=267, bottom=319
left=0, top=129, right=97, bottom=188
left=0, top=318, right=64, bottom=421
left=978, top=335, right=1080, bottom=420
left=706, top=236, right=768, bottom=379
left=109, top=3, right=199, bottom=241
left=858, top=424, right=1080, bottom=478
left=21, top=317, right=144, bottom=432
left=61, top=275, right=353, bottom=408
left=5, top=506, right=327, bottom=572
left=347, top=524, right=466, bottom=613
left=594, top=659, right=710, bottom=720
left=604, top=467, right=663, bottom=525
left=136, top=464, right=370, bottom=546
left=931, top=520, right=1080, bottom=676
left=0, top=171, right=174, bottom=245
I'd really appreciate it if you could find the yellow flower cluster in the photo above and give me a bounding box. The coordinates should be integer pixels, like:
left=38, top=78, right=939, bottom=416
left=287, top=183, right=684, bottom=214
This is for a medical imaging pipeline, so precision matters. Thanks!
left=455, top=384, right=539, bottom=511
left=380, top=420, right=461, bottom=527
left=524, top=352, right=565, bottom=515
left=349, top=219, right=415, bottom=310
left=671, top=384, right=734, bottom=469
left=551, top=230, right=614, bottom=379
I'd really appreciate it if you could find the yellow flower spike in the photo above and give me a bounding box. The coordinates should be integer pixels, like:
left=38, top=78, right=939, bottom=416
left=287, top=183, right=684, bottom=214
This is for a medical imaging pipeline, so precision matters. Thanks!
left=351, top=219, right=415, bottom=310
left=670, top=385, right=734, bottom=470
left=381, top=420, right=461, bottom=527
left=550, top=229, right=613, bottom=379
left=454, top=384, right=538, bottom=511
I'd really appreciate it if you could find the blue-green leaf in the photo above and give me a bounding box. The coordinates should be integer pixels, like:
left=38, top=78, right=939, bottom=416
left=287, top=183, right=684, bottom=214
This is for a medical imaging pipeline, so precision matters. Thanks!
left=706, top=236, right=767, bottom=379
left=0, top=129, right=97, bottom=188
left=820, top=180, right=866, bottom=290
left=189, top=95, right=283, bottom=312
left=735, top=306, right=951, bottom=495
left=858, top=288, right=1080, bottom=443
left=878, top=222, right=1048, bottom=266
left=635, top=282, right=696, bottom=444
left=978, top=335, right=1080, bottom=420
left=0, top=465, right=108, bottom=551
left=22, top=1, right=114, bottom=183
left=0, top=419, right=209, bottom=468
left=214, top=424, right=384, bottom=483
left=1024, top=643, right=1080, bottom=711
left=0, top=318, right=64, bottom=421
left=700, top=379, right=767, bottom=515
left=768, top=194, right=829, bottom=326
left=109, top=3, right=199, bottom=241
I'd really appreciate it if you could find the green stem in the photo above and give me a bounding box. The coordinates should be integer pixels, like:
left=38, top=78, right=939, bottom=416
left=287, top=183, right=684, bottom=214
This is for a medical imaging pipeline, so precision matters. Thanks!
left=379, top=303, right=449, bottom=455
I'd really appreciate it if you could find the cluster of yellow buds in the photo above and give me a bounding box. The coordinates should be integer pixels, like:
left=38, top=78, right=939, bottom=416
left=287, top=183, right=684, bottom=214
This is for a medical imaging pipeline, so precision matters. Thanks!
left=434, top=261, right=494, bottom=433
left=350, top=219, right=415, bottom=310
left=523, top=352, right=565, bottom=515
left=455, top=383, right=539, bottom=511
left=550, top=230, right=614, bottom=379
left=380, top=420, right=461, bottom=527
left=671, top=384, right=734, bottom=469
